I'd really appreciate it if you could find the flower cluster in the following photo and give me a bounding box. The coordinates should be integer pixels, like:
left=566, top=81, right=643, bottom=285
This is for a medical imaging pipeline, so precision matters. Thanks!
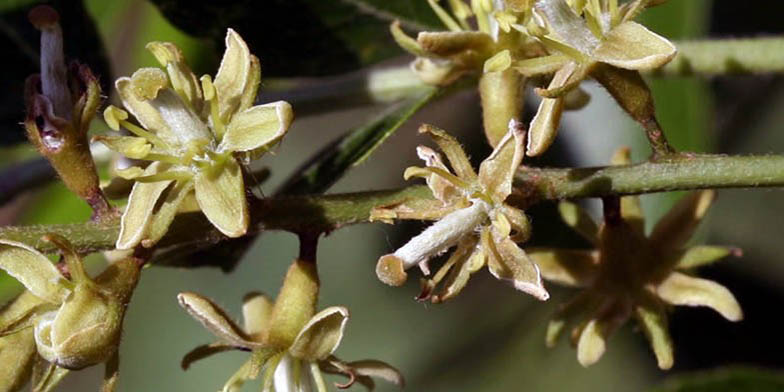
left=529, top=148, right=742, bottom=369
left=98, top=29, right=293, bottom=249
left=374, top=121, right=548, bottom=302
left=393, top=0, right=676, bottom=153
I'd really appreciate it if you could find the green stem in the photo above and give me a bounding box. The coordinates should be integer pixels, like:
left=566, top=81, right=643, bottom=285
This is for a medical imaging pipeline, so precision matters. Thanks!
left=2, top=154, right=784, bottom=257
left=660, top=37, right=784, bottom=76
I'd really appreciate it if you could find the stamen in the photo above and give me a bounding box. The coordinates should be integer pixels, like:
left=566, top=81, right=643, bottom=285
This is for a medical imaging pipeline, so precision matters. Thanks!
left=201, top=75, right=226, bottom=140
left=472, top=0, right=491, bottom=34
left=428, top=0, right=464, bottom=32
left=119, top=119, right=172, bottom=151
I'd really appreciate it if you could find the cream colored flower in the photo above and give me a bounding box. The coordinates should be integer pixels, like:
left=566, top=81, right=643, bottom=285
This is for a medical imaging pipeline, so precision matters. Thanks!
left=98, top=29, right=293, bottom=249
left=520, top=0, right=676, bottom=155
left=179, top=263, right=403, bottom=391
left=374, top=121, right=548, bottom=302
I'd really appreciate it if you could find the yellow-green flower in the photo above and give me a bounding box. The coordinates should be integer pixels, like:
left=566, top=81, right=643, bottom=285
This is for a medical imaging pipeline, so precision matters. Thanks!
left=529, top=148, right=742, bottom=369
left=179, top=260, right=403, bottom=392
left=98, top=29, right=294, bottom=249
left=374, top=121, right=548, bottom=302
left=520, top=0, right=676, bottom=155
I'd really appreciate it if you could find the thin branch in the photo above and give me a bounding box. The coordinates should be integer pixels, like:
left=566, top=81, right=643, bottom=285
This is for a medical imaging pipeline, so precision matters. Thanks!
left=659, top=36, right=784, bottom=76
left=2, top=154, right=784, bottom=258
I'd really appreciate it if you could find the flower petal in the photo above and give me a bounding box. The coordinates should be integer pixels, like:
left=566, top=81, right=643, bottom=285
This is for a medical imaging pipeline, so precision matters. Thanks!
left=0, top=291, right=49, bottom=335
left=557, top=201, right=599, bottom=245
left=116, top=162, right=172, bottom=250
left=181, top=342, right=236, bottom=370
left=194, top=159, right=249, bottom=238
left=214, top=29, right=251, bottom=121
left=527, top=63, right=574, bottom=156
left=220, top=101, right=293, bottom=153
left=656, top=272, right=743, bottom=322
left=348, top=359, right=405, bottom=388
left=592, top=22, right=677, bottom=70
left=143, top=179, right=195, bottom=247
left=272, top=354, right=313, bottom=392
left=672, top=246, right=737, bottom=270
left=417, top=31, right=493, bottom=57
left=289, top=307, right=349, bottom=361
left=115, top=77, right=174, bottom=144
left=634, top=293, right=674, bottom=370
left=242, top=292, right=274, bottom=337
left=177, top=292, right=254, bottom=347
left=0, top=240, right=70, bottom=304
left=418, top=124, right=477, bottom=181
left=483, top=229, right=549, bottom=300
left=528, top=248, right=599, bottom=287
left=649, top=190, right=715, bottom=253
left=146, top=41, right=204, bottom=113
left=478, top=120, right=525, bottom=202
left=576, top=319, right=606, bottom=367
left=0, top=328, right=37, bottom=392
left=31, top=354, right=70, bottom=392
left=546, top=291, right=595, bottom=348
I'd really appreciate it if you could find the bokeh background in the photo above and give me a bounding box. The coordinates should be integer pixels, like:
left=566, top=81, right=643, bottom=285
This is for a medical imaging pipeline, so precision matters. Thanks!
left=3, top=0, right=784, bottom=390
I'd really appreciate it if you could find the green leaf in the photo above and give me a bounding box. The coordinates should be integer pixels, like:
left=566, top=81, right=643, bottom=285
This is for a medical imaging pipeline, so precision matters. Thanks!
left=149, top=0, right=409, bottom=76
left=342, top=0, right=443, bottom=30
left=281, top=87, right=439, bottom=195
left=651, top=368, right=784, bottom=392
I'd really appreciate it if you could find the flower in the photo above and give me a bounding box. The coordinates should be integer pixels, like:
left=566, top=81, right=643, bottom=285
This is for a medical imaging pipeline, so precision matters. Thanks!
left=0, top=236, right=139, bottom=371
left=179, top=260, right=403, bottom=391
left=98, top=29, right=294, bottom=249
left=521, top=0, right=676, bottom=155
left=528, top=148, right=742, bottom=369
left=373, top=121, right=548, bottom=302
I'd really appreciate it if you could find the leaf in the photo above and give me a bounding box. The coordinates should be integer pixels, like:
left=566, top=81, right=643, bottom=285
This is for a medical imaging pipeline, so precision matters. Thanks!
left=280, top=87, right=438, bottom=195
left=149, top=0, right=409, bottom=76
left=342, top=0, right=442, bottom=30
left=651, top=367, right=784, bottom=392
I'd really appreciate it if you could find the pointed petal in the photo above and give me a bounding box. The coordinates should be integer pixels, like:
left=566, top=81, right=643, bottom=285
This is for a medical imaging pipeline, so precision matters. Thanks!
left=649, top=190, right=715, bottom=252
left=558, top=201, right=599, bottom=245
left=115, top=77, right=173, bottom=143
left=146, top=41, right=203, bottom=112
left=563, top=86, right=591, bottom=111
left=527, top=248, right=599, bottom=287
left=390, top=21, right=427, bottom=57
left=238, top=55, right=261, bottom=113
left=214, top=29, right=251, bottom=121
left=347, top=359, right=405, bottom=388
left=101, top=350, right=120, bottom=392
left=289, top=307, right=349, bottom=361
left=143, top=179, right=195, bottom=247
left=478, top=120, right=525, bottom=202
left=417, top=31, right=492, bottom=57
left=177, top=292, right=254, bottom=347
left=546, top=291, right=596, bottom=348
left=116, top=162, right=172, bottom=250
left=223, top=356, right=262, bottom=392
left=483, top=229, right=549, bottom=300
left=430, top=239, right=480, bottom=303
left=576, top=319, right=607, bottom=367
left=672, top=246, right=737, bottom=270
left=242, top=292, right=273, bottom=336
left=418, top=124, right=477, bottom=181
left=0, top=240, right=70, bottom=304
left=526, top=63, right=574, bottom=157
left=1, top=291, right=49, bottom=335
left=194, top=159, right=249, bottom=238
left=181, top=342, right=237, bottom=370
left=220, top=101, right=293, bottom=153
left=656, top=272, right=743, bottom=321
left=634, top=293, right=674, bottom=370
left=593, top=22, right=677, bottom=70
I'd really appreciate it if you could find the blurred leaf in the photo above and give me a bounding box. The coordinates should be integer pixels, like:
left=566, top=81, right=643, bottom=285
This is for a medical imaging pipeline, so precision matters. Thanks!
left=149, top=0, right=410, bottom=76
left=281, top=87, right=439, bottom=195
left=342, top=0, right=442, bottom=30
left=651, top=368, right=784, bottom=392
left=0, top=0, right=111, bottom=146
